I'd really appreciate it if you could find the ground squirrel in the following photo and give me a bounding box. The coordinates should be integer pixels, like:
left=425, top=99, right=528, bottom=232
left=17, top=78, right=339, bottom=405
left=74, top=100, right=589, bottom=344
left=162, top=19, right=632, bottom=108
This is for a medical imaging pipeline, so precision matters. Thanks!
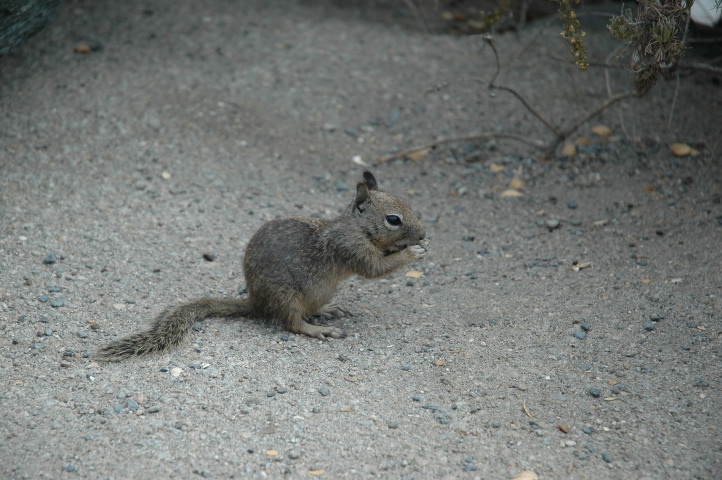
left=95, top=172, right=428, bottom=361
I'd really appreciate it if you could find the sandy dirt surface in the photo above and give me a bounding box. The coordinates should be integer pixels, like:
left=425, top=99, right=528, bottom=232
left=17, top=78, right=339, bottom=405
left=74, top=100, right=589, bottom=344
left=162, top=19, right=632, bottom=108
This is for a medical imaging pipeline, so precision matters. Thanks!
left=1, top=1, right=720, bottom=479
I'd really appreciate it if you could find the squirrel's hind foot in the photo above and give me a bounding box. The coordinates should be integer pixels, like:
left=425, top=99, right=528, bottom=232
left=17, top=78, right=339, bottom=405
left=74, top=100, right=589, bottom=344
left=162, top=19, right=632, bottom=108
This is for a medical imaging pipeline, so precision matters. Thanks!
left=312, top=303, right=351, bottom=319
left=286, top=316, right=346, bottom=340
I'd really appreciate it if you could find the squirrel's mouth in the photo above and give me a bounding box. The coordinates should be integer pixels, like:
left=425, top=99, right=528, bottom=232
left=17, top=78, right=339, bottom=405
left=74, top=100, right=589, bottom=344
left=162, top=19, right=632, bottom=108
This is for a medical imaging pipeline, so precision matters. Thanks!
left=384, top=243, right=408, bottom=256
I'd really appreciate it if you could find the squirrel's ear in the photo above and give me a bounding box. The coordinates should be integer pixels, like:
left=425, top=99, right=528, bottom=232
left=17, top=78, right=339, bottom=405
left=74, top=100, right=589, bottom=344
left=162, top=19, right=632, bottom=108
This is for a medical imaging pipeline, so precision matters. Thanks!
left=355, top=182, right=371, bottom=212
left=362, top=172, right=378, bottom=191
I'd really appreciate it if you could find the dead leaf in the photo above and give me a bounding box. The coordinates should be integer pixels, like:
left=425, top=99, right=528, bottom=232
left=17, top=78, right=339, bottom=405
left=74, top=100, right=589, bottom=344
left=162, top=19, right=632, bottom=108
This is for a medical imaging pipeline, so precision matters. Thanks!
left=308, top=470, right=326, bottom=476
left=406, top=149, right=429, bottom=161
left=434, top=359, right=445, bottom=366
left=500, top=189, right=523, bottom=198
left=670, top=143, right=699, bottom=157
left=73, top=43, right=92, bottom=54
left=508, top=177, right=525, bottom=190
left=572, top=261, right=591, bottom=271
left=265, top=450, right=278, bottom=456
left=489, top=163, right=505, bottom=173
left=405, top=270, right=424, bottom=279
left=511, top=471, right=538, bottom=480
left=558, top=424, right=570, bottom=433
left=591, top=125, right=613, bottom=137
left=561, top=143, right=576, bottom=157
left=641, top=278, right=651, bottom=284
left=608, top=379, right=618, bottom=386
left=575, top=137, right=592, bottom=146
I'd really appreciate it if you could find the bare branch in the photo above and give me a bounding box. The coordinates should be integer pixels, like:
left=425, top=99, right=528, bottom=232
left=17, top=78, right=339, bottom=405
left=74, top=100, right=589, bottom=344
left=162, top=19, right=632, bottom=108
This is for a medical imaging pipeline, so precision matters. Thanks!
left=377, top=133, right=547, bottom=163
left=483, top=36, right=564, bottom=138
left=552, top=91, right=638, bottom=151
left=680, top=62, right=722, bottom=74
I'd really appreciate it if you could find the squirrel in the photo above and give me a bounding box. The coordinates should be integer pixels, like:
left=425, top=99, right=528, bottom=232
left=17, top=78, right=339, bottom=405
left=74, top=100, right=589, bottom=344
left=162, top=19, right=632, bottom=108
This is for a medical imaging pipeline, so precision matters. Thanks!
left=95, top=172, right=428, bottom=361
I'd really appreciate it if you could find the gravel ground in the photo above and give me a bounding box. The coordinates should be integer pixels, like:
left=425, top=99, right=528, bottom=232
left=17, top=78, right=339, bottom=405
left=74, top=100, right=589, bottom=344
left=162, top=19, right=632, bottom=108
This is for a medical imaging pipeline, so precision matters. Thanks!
left=1, top=1, right=720, bottom=479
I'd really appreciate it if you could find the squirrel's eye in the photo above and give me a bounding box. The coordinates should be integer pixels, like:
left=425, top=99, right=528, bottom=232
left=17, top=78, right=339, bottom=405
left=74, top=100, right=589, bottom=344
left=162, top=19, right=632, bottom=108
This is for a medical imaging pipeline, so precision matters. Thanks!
left=386, top=215, right=402, bottom=226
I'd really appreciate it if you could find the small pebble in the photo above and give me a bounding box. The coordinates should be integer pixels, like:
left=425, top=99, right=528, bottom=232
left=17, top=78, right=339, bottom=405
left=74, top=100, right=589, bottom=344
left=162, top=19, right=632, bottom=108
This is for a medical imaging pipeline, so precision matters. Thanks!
left=63, top=464, right=77, bottom=472
left=50, top=298, right=64, bottom=308
left=601, top=453, right=612, bottom=463
left=643, top=322, right=655, bottom=331
left=192, top=322, right=203, bottom=331
left=546, top=219, right=560, bottom=231
left=127, top=399, right=139, bottom=410
left=567, top=200, right=578, bottom=209
left=572, top=330, right=587, bottom=340
left=386, top=109, right=400, bottom=128
left=202, top=253, right=216, bottom=262
left=650, top=311, right=665, bottom=321
left=318, top=386, right=331, bottom=396
left=580, top=322, right=591, bottom=332
left=335, top=181, right=349, bottom=192
left=589, top=387, right=602, bottom=398
left=288, top=450, right=301, bottom=460
left=43, top=253, right=57, bottom=265
left=401, top=365, right=412, bottom=371
left=38, top=295, right=49, bottom=303
left=580, top=364, right=591, bottom=372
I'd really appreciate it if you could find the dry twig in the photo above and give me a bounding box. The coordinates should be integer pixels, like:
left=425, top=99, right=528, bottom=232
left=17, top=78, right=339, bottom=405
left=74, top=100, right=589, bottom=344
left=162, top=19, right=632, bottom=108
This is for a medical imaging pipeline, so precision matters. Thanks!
left=378, top=32, right=640, bottom=163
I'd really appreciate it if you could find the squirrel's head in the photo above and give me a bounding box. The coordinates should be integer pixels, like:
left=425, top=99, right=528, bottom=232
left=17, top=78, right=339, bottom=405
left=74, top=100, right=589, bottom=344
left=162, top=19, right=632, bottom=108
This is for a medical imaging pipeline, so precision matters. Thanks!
left=352, top=172, right=426, bottom=254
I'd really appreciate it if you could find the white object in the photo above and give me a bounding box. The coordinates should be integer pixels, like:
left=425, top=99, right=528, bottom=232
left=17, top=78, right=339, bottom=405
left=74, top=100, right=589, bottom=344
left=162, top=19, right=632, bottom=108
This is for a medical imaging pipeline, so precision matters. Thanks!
left=691, top=0, right=722, bottom=27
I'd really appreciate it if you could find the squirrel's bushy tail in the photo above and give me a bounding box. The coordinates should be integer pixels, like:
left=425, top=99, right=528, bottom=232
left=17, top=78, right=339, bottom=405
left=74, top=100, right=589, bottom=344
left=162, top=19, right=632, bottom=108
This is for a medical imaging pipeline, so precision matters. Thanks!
left=95, top=298, right=252, bottom=362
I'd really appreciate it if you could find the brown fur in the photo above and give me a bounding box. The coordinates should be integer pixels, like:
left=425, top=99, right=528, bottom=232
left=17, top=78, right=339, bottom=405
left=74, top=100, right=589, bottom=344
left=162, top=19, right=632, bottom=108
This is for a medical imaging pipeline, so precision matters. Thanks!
left=95, top=172, right=427, bottom=361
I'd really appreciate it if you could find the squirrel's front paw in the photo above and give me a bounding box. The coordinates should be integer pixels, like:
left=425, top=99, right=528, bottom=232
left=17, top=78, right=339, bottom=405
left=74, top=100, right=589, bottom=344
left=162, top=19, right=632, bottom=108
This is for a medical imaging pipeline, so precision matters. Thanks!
left=408, top=241, right=429, bottom=260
